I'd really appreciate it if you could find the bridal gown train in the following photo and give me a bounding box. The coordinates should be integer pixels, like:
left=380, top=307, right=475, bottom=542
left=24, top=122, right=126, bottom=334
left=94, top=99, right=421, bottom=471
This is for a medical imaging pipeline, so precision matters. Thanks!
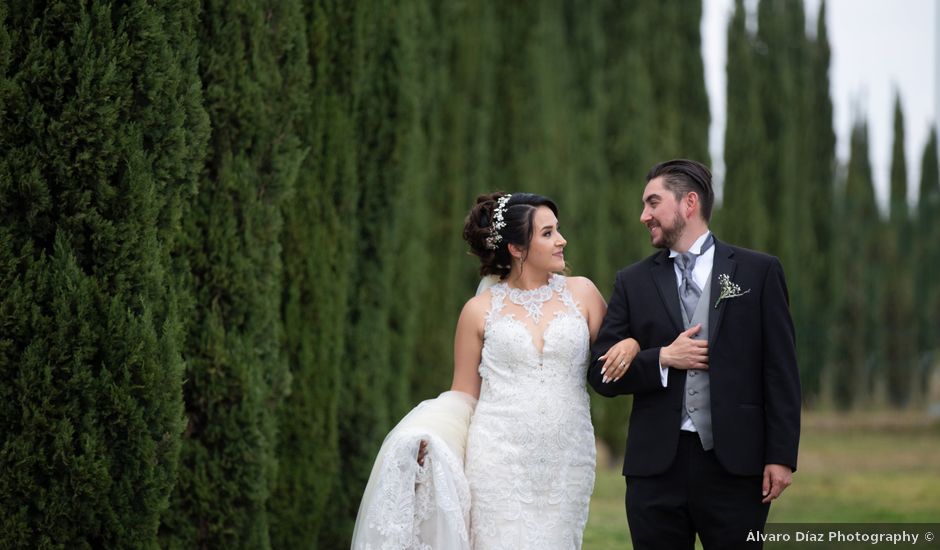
left=465, top=274, right=596, bottom=549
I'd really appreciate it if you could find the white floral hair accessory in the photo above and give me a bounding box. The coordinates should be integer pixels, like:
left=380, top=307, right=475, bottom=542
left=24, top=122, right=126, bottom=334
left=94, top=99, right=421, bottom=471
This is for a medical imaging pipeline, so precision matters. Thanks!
left=485, top=194, right=512, bottom=250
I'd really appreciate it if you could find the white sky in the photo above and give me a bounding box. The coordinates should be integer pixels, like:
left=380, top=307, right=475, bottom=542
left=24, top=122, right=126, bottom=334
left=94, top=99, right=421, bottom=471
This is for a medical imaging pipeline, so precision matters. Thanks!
left=702, top=0, right=937, bottom=210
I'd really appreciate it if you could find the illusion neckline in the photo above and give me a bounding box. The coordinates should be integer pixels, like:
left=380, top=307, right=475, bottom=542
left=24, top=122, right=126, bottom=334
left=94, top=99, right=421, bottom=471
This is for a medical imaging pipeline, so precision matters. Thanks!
left=500, top=273, right=564, bottom=293
left=497, top=274, right=565, bottom=324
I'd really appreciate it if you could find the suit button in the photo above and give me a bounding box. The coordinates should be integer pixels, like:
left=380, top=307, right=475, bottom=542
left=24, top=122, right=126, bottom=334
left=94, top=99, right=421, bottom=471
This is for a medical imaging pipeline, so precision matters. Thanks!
left=688, top=389, right=697, bottom=395
left=688, top=406, right=696, bottom=412
left=689, top=371, right=697, bottom=377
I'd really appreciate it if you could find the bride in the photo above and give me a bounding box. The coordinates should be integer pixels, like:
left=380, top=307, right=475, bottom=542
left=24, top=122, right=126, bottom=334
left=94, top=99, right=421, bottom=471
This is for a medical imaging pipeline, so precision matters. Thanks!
left=352, top=192, right=640, bottom=549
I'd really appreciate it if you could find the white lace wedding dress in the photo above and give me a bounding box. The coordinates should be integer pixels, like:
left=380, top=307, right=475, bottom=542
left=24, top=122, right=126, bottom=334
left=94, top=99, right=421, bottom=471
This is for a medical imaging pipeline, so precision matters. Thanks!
left=465, top=274, right=596, bottom=549
left=351, top=274, right=595, bottom=550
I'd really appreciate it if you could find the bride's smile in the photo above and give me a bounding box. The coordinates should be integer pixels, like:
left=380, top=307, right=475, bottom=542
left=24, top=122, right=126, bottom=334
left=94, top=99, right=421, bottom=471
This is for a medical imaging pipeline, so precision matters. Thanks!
left=510, top=206, right=567, bottom=276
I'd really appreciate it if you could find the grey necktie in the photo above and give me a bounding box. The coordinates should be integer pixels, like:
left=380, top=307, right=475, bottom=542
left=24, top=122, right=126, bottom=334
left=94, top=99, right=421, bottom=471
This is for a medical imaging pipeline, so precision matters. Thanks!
left=675, top=235, right=715, bottom=320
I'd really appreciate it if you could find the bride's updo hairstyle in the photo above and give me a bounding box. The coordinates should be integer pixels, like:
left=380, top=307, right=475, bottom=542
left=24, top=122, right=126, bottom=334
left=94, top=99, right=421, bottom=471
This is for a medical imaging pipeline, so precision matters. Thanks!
left=463, top=192, right=559, bottom=278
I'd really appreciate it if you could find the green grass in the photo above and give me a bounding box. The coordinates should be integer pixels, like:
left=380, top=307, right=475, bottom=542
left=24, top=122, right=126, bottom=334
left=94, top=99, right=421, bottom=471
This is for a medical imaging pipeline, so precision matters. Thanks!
left=583, top=414, right=940, bottom=549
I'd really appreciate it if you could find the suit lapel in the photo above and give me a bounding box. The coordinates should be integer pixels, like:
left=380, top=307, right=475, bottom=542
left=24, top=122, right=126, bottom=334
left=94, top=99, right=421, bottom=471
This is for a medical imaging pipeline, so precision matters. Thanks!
left=708, top=239, right=736, bottom=347
left=651, top=250, right=684, bottom=334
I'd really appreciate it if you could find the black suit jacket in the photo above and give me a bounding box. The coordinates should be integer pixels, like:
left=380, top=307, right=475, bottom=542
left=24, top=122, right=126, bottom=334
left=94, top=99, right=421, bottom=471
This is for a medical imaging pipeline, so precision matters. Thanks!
left=589, top=238, right=801, bottom=477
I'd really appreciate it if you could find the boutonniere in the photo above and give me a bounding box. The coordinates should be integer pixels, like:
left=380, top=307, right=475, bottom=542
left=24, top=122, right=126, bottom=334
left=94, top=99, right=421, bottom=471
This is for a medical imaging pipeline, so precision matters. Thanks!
left=714, top=273, right=750, bottom=308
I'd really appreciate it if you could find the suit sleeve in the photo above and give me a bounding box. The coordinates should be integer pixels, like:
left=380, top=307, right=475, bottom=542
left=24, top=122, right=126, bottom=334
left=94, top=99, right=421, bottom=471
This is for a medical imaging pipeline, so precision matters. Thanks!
left=588, top=272, right=669, bottom=398
left=761, top=258, right=801, bottom=471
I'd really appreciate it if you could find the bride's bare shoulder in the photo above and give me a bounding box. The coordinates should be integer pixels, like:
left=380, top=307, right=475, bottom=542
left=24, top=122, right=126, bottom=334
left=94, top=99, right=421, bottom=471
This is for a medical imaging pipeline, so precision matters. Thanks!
left=455, top=291, right=490, bottom=338
left=457, top=287, right=495, bottom=325
left=564, top=276, right=604, bottom=302
left=462, top=290, right=492, bottom=318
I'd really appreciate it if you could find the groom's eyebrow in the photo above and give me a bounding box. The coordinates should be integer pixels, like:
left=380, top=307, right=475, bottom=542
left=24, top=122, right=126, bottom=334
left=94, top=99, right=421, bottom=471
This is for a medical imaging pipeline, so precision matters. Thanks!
left=644, top=194, right=660, bottom=204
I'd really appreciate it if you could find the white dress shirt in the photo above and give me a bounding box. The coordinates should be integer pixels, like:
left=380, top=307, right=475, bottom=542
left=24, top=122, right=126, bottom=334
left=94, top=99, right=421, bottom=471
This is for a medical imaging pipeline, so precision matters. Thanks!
left=659, top=230, right=714, bottom=388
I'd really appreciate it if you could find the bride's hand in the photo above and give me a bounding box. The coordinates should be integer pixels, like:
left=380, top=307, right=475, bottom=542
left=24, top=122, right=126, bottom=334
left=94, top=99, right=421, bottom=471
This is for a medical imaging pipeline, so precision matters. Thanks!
left=417, top=440, right=428, bottom=466
left=599, top=338, right=640, bottom=383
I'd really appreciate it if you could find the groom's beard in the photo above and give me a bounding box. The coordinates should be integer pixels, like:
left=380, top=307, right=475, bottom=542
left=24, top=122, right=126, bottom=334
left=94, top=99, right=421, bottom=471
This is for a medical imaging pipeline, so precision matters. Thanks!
left=652, top=210, right=685, bottom=249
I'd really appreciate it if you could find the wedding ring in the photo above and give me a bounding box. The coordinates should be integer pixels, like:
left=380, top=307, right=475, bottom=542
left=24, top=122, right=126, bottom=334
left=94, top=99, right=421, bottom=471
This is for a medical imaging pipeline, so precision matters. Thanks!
left=619, top=361, right=626, bottom=368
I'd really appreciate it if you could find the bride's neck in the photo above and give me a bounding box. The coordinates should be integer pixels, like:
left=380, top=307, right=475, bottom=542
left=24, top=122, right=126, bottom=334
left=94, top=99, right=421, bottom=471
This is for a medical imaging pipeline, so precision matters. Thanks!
left=504, top=268, right=552, bottom=290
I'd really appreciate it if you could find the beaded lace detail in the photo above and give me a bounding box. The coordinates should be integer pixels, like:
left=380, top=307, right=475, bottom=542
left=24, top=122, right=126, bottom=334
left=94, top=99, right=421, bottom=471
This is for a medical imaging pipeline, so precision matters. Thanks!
left=465, top=274, right=595, bottom=549
left=504, top=275, right=565, bottom=323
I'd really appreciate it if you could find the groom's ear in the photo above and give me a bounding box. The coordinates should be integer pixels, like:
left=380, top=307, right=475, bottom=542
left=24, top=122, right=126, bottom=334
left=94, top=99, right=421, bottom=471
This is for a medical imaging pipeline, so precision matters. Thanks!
left=683, top=191, right=699, bottom=219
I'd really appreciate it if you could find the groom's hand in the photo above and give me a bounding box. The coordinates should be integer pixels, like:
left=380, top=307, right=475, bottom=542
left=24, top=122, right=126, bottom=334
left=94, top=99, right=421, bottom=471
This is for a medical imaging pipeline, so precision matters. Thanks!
left=762, top=464, right=793, bottom=503
left=660, top=325, right=708, bottom=370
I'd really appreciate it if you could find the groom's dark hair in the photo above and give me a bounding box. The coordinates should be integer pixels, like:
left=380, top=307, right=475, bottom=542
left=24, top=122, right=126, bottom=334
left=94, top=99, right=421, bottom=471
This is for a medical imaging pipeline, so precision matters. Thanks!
left=646, top=159, right=714, bottom=222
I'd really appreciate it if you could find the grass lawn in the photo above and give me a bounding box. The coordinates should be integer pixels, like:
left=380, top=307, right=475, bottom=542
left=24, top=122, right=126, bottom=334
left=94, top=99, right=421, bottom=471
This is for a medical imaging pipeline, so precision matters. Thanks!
left=582, top=412, right=940, bottom=549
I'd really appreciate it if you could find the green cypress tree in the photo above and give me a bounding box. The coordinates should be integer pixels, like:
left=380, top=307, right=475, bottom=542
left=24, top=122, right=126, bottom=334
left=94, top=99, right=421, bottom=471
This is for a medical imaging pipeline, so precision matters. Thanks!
left=599, top=0, right=654, bottom=272
left=674, top=0, right=711, bottom=162
left=640, top=0, right=710, bottom=162
left=883, top=95, right=916, bottom=406
left=330, top=0, right=418, bottom=541
left=754, top=0, right=810, bottom=255
left=159, top=0, right=306, bottom=546
left=590, top=0, right=653, bottom=461
left=386, top=0, right=441, bottom=420
left=589, top=0, right=711, bottom=461
left=915, top=128, right=939, bottom=391
left=486, top=0, right=546, bottom=194
left=527, top=0, right=582, bottom=262
left=269, top=1, right=357, bottom=546
left=558, top=0, right=609, bottom=287
left=754, top=0, right=822, bottom=405
left=808, top=0, right=837, bottom=263
left=648, top=0, right=684, bottom=157
left=502, top=0, right=608, bottom=286
left=720, top=0, right=771, bottom=251
left=0, top=1, right=207, bottom=546
left=411, top=0, right=495, bottom=403
left=800, top=0, right=837, bottom=402
left=782, top=1, right=815, bottom=407
left=828, top=121, right=880, bottom=408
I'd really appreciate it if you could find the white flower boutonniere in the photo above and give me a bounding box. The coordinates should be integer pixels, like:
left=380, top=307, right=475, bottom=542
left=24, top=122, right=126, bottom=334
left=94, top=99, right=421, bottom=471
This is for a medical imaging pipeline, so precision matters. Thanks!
left=714, top=273, right=750, bottom=309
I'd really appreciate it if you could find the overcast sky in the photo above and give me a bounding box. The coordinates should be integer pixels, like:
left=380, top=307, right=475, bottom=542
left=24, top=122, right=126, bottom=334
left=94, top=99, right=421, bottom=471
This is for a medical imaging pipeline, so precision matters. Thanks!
left=702, top=0, right=937, bottom=210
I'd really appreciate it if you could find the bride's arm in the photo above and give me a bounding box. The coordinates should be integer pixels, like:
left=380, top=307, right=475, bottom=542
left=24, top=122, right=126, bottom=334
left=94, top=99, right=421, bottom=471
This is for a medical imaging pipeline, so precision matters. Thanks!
left=568, top=276, right=607, bottom=343
left=416, top=297, right=483, bottom=465
left=570, top=276, right=639, bottom=384
left=450, top=295, right=485, bottom=400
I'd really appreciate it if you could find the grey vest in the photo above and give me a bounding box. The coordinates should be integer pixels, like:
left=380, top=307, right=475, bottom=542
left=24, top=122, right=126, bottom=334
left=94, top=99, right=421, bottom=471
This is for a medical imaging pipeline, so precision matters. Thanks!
left=680, top=271, right=713, bottom=450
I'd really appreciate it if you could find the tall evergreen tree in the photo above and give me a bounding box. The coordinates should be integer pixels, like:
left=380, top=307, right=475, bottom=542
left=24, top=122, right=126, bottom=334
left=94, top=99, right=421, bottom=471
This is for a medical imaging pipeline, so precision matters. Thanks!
left=828, top=121, right=881, bottom=408
left=599, top=0, right=654, bottom=271
left=673, top=0, right=711, bottom=163
left=384, top=0, right=438, bottom=429
left=159, top=0, right=307, bottom=547
left=800, top=0, right=837, bottom=402
left=754, top=0, right=794, bottom=238
left=0, top=1, right=207, bottom=546
left=412, top=0, right=500, bottom=403
left=590, top=0, right=655, bottom=460
left=753, top=0, right=812, bottom=248
left=753, top=0, right=823, bottom=404
left=720, top=0, right=771, bottom=251
left=883, top=95, right=916, bottom=406
left=558, top=0, right=612, bottom=292
left=915, top=128, right=940, bottom=391
left=644, top=0, right=710, bottom=162
left=269, top=1, right=357, bottom=546
left=331, top=0, right=427, bottom=540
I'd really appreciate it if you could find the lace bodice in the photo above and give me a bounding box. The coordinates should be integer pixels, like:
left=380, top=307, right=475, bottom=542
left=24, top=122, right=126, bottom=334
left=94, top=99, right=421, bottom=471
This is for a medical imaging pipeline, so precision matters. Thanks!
left=465, top=274, right=596, bottom=549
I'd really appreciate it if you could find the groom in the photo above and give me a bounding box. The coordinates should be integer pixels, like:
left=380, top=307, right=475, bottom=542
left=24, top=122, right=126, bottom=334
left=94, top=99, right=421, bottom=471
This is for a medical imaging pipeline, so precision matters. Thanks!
left=589, top=159, right=801, bottom=549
